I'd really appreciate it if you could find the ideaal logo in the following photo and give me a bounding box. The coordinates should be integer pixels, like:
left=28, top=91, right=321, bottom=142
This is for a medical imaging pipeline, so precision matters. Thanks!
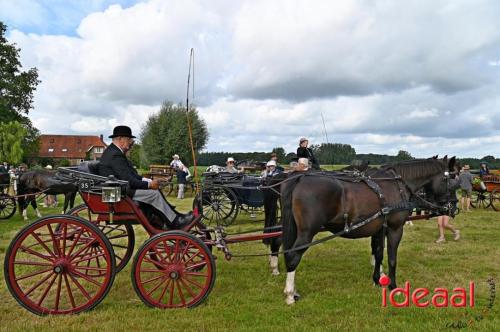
left=379, top=275, right=475, bottom=308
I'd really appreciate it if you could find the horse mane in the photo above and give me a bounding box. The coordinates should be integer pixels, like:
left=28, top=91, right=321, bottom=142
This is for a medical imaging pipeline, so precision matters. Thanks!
left=381, top=159, right=444, bottom=179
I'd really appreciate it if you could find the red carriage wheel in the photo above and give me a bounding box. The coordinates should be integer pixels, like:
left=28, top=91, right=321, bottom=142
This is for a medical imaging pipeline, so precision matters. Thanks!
left=131, top=230, right=216, bottom=308
left=66, top=204, right=135, bottom=273
left=4, top=215, right=116, bottom=315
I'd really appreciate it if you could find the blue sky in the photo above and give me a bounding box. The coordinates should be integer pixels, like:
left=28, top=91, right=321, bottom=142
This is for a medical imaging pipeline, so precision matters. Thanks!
left=0, top=0, right=140, bottom=35
left=1, top=0, right=499, bottom=158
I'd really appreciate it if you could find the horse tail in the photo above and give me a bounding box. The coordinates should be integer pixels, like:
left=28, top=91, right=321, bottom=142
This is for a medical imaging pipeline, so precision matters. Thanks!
left=281, top=174, right=304, bottom=251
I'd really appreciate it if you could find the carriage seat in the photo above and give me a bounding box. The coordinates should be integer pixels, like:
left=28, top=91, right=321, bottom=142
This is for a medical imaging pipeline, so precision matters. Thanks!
left=77, top=161, right=100, bottom=175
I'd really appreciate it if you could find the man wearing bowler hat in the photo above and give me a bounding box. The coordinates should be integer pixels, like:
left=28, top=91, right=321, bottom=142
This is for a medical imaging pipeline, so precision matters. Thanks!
left=98, top=125, right=194, bottom=229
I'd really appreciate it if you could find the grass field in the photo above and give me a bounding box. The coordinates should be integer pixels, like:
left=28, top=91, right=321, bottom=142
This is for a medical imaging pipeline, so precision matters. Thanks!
left=0, top=194, right=498, bottom=332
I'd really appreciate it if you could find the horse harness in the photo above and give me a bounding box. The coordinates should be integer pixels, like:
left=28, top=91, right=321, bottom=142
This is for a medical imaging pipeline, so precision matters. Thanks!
left=219, top=169, right=454, bottom=259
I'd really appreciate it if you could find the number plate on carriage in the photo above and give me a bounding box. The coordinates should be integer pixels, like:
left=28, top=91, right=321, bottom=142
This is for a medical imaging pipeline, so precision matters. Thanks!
left=79, top=179, right=93, bottom=192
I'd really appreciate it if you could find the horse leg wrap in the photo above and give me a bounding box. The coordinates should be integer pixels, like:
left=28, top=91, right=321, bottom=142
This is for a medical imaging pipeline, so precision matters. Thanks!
left=284, top=271, right=296, bottom=305
left=270, top=256, right=280, bottom=276
left=22, top=209, right=28, bottom=221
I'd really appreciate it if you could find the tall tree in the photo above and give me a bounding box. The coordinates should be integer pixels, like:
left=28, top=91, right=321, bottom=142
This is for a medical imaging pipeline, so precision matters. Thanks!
left=0, top=121, right=27, bottom=164
left=129, top=143, right=148, bottom=170
left=271, top=147, right=286, bottom=162
left=141, top=102, right=208, bottom=166
left=395, top=150, right=413, bottom=161
left=314, top=143, right=356, bottom=164
left=0, top=22, right=41, bottom=161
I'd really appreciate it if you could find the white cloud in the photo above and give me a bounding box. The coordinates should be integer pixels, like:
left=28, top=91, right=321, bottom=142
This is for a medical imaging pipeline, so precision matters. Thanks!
left=3, top=0, right=499, bottom=158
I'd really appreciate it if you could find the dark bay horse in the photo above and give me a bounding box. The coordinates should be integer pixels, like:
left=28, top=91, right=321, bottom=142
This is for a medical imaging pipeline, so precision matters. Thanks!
left=17, top=170, right=78, bottom=220
left=280, top=157, right=458, bottom=304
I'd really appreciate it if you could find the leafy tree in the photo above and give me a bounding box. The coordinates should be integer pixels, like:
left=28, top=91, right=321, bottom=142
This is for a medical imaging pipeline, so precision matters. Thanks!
left=0, top=121, right=27, bottom=164
left=129, top=143, right=148, bottom=169
left=0, top=22, right=41, bottom=160
left=314, top=143, right=356, bottom=164
left=141, top=102, right=208, bottom=166
left=271, top=147, right=286, bottom=162
left=395, top=150, right=413, bottom=161
left=481, top=155, right=496, bottom=163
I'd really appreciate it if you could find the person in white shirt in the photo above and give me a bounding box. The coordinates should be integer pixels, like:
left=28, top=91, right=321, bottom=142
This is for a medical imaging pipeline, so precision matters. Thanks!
left=170, top=154, right=184, bottom=170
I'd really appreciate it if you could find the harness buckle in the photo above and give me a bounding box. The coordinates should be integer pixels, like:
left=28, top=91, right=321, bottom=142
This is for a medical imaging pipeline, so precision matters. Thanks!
left=381, top=207, right=390, bottom=215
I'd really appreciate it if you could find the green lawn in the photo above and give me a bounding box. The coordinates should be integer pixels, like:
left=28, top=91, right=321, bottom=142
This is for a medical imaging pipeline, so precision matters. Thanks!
left=0, top=194, right=498, bottom=332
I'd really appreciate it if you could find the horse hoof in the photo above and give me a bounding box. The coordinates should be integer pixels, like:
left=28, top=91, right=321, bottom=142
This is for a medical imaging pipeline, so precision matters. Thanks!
left=285, top=297, right=295, bottom=305
left=293, top=292, right=301, bottom=301
left=272, top=270, right=280, bottom=276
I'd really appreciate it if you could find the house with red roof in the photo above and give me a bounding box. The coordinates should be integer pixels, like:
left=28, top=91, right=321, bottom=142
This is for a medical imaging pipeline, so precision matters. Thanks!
left=38, top=134, right=107, bottom=165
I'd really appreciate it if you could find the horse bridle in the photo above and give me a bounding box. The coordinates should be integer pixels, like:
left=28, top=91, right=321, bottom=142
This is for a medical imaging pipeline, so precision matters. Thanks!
left=407, top=170, right=458, bottom=217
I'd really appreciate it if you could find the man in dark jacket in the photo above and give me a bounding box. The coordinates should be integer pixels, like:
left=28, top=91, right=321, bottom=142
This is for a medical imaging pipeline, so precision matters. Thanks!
left=98, top=125, right=193, bottom=228
left=296, top=137, right=320, bottom=170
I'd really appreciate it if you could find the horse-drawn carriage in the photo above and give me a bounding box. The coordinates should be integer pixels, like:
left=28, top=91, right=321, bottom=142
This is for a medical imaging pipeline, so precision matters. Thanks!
left=196, top=171, right=274, bottom=226
left=4, top=166, right=219, bottom=314
left=471, top=172, right=500, bottom=211
left=3, top=157, right=459, bottom=315
left=0, top=172, right=17, bottom=220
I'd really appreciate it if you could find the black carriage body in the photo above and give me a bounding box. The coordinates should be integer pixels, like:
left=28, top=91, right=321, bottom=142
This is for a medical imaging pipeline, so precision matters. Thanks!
left=199, top=172, right=267, bottom=225
left=203, top=172, right=264, bottom=207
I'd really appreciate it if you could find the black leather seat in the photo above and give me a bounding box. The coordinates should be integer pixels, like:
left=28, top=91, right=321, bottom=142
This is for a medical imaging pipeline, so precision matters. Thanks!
left=77, top=161, right=100, bottom=175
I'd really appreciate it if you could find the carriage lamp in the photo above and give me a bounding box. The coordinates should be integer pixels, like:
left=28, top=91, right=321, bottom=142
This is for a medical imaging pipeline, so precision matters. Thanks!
left=102, top=176, right=122, bottom=203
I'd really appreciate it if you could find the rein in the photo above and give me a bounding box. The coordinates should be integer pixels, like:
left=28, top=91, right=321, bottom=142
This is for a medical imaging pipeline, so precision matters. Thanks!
left=8, top=189, right=50, bottom=200
left=224, top=208, right=385, bottom=258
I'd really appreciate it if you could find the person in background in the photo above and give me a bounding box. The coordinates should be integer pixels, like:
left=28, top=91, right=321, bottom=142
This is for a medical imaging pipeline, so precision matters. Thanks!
left=176, top=164, right=191, bottom=199
left=295, top=158, right=310, bottom=171
left=270, top=153, right=285, bottom=172
left=0, top=162, right=9, bottom=173
left=262, top=160, right=282, bottom=177
left=296, top=137, right=320, bottom=170
left=170, top=154, right=183, bottom=170
left=458, top=164, right=473, bottom=212
left=225, top=157, right=240, bottom=173
left=479, top=163, right=490, bottom=178
left=435, top=215, right=460, bottom=244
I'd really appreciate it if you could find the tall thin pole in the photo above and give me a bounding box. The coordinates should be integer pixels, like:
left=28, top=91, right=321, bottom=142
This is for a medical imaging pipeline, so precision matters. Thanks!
left=186, top=48, right=198, bottom=180
left=321, top=112, right=329, bottom=144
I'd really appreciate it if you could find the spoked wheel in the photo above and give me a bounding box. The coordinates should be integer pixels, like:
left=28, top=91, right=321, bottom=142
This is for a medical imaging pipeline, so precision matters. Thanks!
left=66, top=204, right=135, bottom=273
left=0, top=194, right=16, bottom=220
left=132, top=231, right=216, bottom=309
left=470, top=191, right=490, bottom=209
left=4, top=215, right=115, bottom=315
left=198, top=186, right=239, bottom=226
left=491, top=189, right=500, bottom=211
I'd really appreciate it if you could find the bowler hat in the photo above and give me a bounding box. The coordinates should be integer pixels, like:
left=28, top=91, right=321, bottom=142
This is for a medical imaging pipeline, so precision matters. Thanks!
left=109, top=125, right=136, bottom=138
